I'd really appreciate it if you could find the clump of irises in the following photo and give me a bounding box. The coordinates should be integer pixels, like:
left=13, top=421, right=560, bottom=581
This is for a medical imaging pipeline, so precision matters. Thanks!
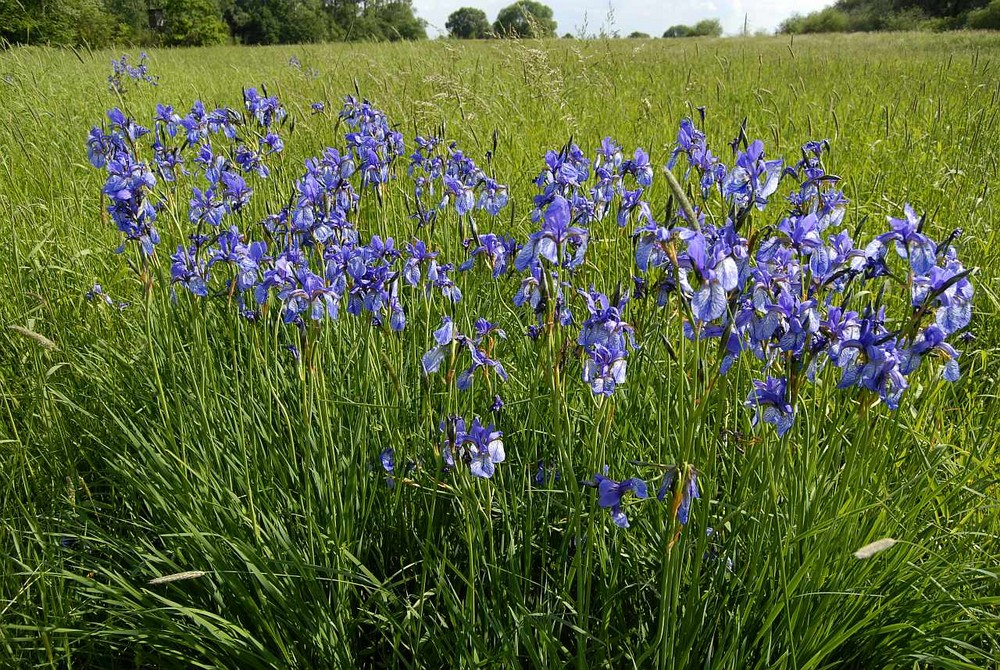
left=422, top=317, right=508, bottom=391
left=634, top=121, right=974, bottom=436
left=87, top=85, right=974, bottom=536
left=108, top=53, right=158, bottom=94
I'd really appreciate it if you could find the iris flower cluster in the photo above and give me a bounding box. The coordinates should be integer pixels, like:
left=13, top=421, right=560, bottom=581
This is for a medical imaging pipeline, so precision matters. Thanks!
left=90, top=95, right=501, bottom=332
left=578, top=287, right=637, bottom=396
left=340, top=95, right=405, bottom=189
left=88, top=84, right=975, bottom=536
left=408, top=135, right=510, bottom=228
left=421, top=317, right=508, bottom=391
left=89, top=110, right=159, bottom=256
left=633, top=118, right=973, bottom=435
left=530, top=137, right=655, bottom=230
left=510, top=136, right=665, bottom=394
left=108, top=52, right=158, bottom=94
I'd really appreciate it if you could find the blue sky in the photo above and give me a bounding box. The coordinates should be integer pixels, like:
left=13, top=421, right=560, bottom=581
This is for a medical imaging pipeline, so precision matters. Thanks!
left=413, top=0, right=835, bottom=37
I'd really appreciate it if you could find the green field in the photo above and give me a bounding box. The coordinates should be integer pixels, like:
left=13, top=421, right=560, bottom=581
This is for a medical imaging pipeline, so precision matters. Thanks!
left=1, top=33, right=999, bottom=668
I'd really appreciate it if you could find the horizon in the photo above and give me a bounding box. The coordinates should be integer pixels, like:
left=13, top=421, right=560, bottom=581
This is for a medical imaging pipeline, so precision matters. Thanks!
left=412, top=0, right=836, bottom=37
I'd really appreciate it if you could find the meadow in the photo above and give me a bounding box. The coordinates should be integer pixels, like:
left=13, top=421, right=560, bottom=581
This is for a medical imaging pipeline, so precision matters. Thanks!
left=1, top=32, right=999, bottom=668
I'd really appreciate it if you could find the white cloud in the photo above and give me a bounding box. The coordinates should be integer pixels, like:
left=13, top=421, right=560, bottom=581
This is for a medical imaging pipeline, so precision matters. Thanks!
left=413, top=0, right=835, bottom=37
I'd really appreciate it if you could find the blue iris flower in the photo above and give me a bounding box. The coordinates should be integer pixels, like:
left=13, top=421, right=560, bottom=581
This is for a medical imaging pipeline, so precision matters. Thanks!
left=591, top=468, right=649, bottom=528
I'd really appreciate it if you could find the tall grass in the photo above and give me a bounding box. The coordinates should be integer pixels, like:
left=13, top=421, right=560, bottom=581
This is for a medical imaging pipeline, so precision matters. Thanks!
left=1, top=33, right=999, bottom=668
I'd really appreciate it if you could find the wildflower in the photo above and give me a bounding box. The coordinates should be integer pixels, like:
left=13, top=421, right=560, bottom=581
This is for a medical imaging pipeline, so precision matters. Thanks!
left=209, top=228, right=266, bottom=294
left=634, top=221, right=674, bottom=272
left=595, top=136, right=623, bottom=171
left=676, top=468, right=700, bottom=525
left=466, top=418, right=506, bottom=478
left=578, top=288, right=635, bottom=352
left=403, top=239, right=437, bottom=286
left=277, top=269, right=339, bottom=323
left=477, top=178, right=509, bottom=216
left=421, top=317, right=456, bottom=374
left=440, top=417, right=505, bottom=478
left=655, top=465, right=700, bottom=525
left=745, top=377, right=795, bottom=436
left=677, top=227, right=739, bottom=323
left=108, top=53, right=157, bottom=94
left=590, top=468, right=649, bottom=528
left=899, top=325, right=961, bottom=382
left=668, top=118, right=726, bottom=198
left=617, top=186, right=653, bottom=228
left=722, top=140, right=783, bottom=210
left=656, top=467, right=678, bottom=503
left=85, top=284, right=113, bottom=307
left=833, top=308, right=909, bottom=409
left=380, top=447, right=396, bottom=488
left=189, top=187, right=226, bottom=227
left=534, top=460, right=560, bottom=485
left=620, top=147, right=653, bottom=187
left=102, top=152, right=159, bottom=255
left=515, top=195, right=588, bottom=271
left=243, top=87, right=286, bottom=128
left=874, top=204, right=938, bottom=275
left=444, top=175, right=475, bottom=215
left=387, top=281, right=406, bottom=332
left=911, top=246, right=973, bottom=335
left=170, top=245, right=209, bottom=297
left=86, top=127, right=117, bottom=169
left=421, top=317, right=507, bottom=390
left=463, top=233, right=518, bottom=277
left=426, top=261, right=462, bottom=303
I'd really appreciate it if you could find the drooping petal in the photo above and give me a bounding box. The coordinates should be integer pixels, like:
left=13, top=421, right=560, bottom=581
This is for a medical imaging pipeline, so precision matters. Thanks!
left=716, top=257, right=739, bottom=292
left=421, top=346, right=447, bottom=374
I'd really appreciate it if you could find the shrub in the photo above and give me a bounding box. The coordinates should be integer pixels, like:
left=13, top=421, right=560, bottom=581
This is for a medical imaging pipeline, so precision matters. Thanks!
left=967, top=0, right=1000, bottom=28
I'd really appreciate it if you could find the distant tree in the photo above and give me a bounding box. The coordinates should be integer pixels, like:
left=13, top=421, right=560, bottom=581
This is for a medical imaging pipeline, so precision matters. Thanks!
left=902, top=0, right=987, bottom=18
left=628, top=31, right=651, bottom=38
left=161, top=0, right=228, bottom=45
left=224, top=0, right=329, bottom=44
left=371, top=1, right=427, bottom=40
left=811, top=8, right=850, bottom=32
left=0, top=0, right=117, bottom=45
left=494, top=0, right=557, bottom=38
left=325, top=0, right=425, bottom=41
left=691, top=19, right=723, bottom=36
left=779, top=0, right=992, bottom=33
left=0, top=0, right=430, bottom=45
left=663, top=19, right=722, bottom=38
left=562, top=32, right=574, bottom=38
left=446, top=6, right=490, bottom=38
left=968, top=0, right=1000, bottom=27
left=103, top=0, right=152, bottom=41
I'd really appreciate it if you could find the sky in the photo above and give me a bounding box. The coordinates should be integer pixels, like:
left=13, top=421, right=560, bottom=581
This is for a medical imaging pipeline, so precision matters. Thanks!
left=412, top=0, right=836, bottom=37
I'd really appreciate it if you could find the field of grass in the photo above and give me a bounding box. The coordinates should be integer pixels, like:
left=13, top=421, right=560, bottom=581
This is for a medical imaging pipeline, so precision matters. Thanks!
left=1, top=32, right=999, bottom=668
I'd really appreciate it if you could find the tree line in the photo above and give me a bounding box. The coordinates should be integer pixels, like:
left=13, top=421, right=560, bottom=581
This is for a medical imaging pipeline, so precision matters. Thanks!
left=781, top=0, right=1000, bottom=33
left=1, top=0, right=734, bottom=48
left=1, top=0, right=427, bottom=46
left=446, top=3, right=723, bottom=40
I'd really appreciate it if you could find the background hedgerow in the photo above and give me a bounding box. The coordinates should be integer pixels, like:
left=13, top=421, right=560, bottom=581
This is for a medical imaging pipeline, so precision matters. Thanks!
left=1, top=34, right=999, bottom=669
